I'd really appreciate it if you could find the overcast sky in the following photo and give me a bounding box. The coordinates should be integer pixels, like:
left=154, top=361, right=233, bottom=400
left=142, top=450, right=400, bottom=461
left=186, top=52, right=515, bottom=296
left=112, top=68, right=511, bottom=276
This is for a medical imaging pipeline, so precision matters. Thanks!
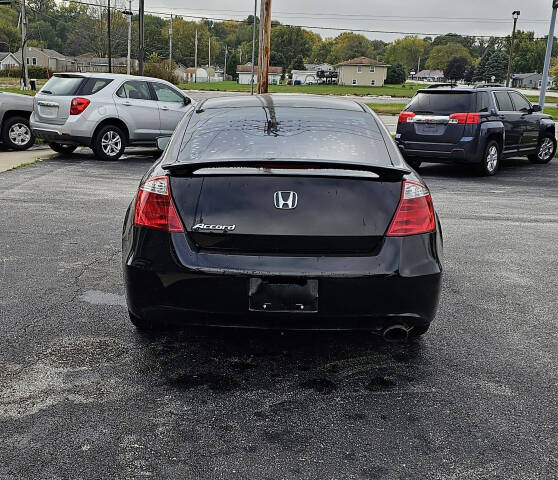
left=130, top=0, right=557, bottom=41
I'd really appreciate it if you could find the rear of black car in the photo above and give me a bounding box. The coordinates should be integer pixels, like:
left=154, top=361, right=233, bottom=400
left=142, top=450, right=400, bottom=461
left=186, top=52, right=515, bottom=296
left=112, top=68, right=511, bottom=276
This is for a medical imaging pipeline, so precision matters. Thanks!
left=396, top=89, right=490, bottom=163
left=123, top=98, right=443, bottom=335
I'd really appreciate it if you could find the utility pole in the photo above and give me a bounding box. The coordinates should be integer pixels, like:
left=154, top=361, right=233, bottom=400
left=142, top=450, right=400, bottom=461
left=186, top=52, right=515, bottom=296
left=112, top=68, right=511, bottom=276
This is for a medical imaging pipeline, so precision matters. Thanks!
left=224, top=45, right=228, bottom=80
left=138, top=0, right=144, bottom=74
left=107, top=0, right=112, bottom=73
left=194, top=29, right=198, bottom=83
left=20, top=0, right=28, bottom=89
left=239, top=48, right=242, bottom=64
left=208, top=35, right=211, bottom=83
left=417, top=56, right=421, bottom=75
left=540, top=0, right=558, bottom=107
left=125, top=0, right=131, bottom=74
left=250, top=0, right=257, bottom=94
left=169, top=14, right=173, bottom=70
left=506, top=11, right=520, bottom=87
left=257, top=0, right=271, bottom=93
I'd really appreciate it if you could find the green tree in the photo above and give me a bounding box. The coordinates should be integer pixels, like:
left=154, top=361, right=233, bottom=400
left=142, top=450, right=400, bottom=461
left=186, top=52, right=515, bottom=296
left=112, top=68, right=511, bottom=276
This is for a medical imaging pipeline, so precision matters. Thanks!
left=384, top=35, right=427, bottom=72
left=385, top=62, right=406, bottom=84
left=327, top=32, right=375, bottom=64
left=270, top=25, right=314, bottom=70
left=310, top=38, right=334, bottom=63
left=444, top=56, right=470, bottom=81
left=226, top=52, right=238, bottom=79
left=426, top=43, right=472, bottom=70
left=289, top=54, right=305, bottom=72
left=485, top=51, right=508, bottom=82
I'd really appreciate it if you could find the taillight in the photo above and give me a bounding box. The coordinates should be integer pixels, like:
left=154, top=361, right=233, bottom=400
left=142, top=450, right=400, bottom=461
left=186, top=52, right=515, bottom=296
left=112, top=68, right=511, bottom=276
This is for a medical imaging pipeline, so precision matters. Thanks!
left=70, top=97, right=90, bottom=115
left=398, top=111, right=416, bottom=123
left=134, top=176, right=184, bottom=232
left=449, top=112, right=480, bottom=124
left=386, top=181, right=435, bottom=236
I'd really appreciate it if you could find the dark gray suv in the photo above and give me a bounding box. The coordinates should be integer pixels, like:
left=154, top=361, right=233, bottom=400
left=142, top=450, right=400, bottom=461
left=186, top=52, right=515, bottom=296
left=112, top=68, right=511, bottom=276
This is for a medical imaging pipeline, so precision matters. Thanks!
left=395, top=86, right=556, bottom=175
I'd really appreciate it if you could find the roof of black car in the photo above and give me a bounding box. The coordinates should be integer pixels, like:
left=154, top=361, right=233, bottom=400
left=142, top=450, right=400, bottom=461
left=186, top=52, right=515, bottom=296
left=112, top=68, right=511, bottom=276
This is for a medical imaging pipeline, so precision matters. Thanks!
left=416, top=86, right=512, bottom=93
left=200, top=94, right=365, bottom=112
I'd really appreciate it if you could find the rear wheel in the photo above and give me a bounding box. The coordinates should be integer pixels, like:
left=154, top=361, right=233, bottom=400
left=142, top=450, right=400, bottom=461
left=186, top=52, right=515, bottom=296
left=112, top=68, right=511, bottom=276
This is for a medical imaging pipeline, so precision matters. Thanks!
left=477, top=139, right=500, bottom=176
left=406, top=158, right=422, bottom=170
left=528, top=135, right=556, bottom=164
left=48, top=143, right=78, bottom=155
left=409, top=324, right=430, bottom=337
left=92, top=125, right=126, bottom=161
left=2, top=116, right=35, bottom=151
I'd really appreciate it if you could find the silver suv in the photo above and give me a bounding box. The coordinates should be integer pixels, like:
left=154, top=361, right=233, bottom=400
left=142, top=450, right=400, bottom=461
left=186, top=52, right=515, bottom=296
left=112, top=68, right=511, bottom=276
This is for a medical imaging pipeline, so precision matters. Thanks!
left=30, top=73, right=193, bottom=160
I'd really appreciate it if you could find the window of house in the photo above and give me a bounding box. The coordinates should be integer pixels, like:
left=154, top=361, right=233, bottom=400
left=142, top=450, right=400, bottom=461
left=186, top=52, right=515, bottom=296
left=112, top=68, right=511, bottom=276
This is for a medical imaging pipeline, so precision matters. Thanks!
left=370, top=79, right=376, bottom=86
left=352, top=79, right=357, bottom=85
left=26, top=58, right=29, bottom=65
left=369, top=66, right=375, bottom=73
left=357, top=66, right=362, bottom=73
left=32, top=57, right=37, bottom=66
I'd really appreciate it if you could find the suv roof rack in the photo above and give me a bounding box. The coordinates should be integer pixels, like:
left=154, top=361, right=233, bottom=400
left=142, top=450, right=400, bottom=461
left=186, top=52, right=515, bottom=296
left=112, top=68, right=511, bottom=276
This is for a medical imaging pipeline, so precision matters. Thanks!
left=474, top=83, right=504, bottom=88
left=425, top=83, right=457, bottom=89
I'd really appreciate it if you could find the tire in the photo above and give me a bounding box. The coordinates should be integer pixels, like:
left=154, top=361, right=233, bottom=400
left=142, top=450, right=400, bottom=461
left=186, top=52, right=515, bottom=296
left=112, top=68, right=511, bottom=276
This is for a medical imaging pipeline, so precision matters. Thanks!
left=1, top=116, right=35, bottom=151
left=406, top=158, right=422, bottom=170
left=129, top=310, right=157, bottom=331
left=477, top=139, right=500, bottom=176
left=48, top=143, right=78, bottom=155
left=92, top=124, right=126, bottom=161
left=409, top=324, right=430, bottom=337
left=528, top=134, right=556, bottom=164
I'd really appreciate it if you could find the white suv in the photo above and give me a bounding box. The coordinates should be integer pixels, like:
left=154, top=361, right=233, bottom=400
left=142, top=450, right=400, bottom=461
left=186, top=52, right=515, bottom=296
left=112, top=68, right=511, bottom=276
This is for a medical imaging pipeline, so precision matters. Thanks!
left=30, top=73, right=193, bottom=160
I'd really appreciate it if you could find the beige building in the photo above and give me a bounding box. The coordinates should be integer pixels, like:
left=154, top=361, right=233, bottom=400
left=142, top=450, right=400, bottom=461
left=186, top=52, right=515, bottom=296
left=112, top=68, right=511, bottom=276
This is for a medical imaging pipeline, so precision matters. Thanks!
left=336, top=57, right=389, bottom=87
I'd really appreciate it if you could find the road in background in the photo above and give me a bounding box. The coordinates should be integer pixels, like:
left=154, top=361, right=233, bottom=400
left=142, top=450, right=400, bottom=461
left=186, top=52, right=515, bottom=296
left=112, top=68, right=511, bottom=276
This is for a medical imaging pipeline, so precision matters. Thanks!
left=1, top=151, right=557, bottom=478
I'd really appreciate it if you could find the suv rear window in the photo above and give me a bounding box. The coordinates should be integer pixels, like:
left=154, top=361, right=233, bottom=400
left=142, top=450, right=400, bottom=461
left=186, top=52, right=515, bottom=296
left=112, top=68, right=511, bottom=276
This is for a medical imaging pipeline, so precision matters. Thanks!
left=40, top=75, right=85, bottom=96
left=407, top=92, right=474, bottom=115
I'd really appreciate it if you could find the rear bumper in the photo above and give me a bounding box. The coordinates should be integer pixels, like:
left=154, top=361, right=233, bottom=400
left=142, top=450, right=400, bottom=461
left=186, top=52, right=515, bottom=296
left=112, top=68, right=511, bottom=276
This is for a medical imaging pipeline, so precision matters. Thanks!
left=123, top=225, right=443, bottom=331
left=396, top=136, right=482, bottom=164
left=32, top=128, right=90, bottom=145
left=30, top=115, right=94, bottom=146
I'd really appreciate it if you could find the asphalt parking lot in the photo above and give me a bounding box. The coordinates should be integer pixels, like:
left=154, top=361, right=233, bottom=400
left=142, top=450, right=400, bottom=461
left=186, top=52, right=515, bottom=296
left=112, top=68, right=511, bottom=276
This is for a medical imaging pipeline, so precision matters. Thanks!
left=1, top=149, right=557, bottom=479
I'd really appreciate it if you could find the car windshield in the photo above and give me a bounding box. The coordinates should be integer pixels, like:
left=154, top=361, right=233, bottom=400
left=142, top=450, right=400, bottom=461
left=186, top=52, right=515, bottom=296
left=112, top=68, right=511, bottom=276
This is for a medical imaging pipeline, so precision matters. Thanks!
left=40, top=76, right=85, bottom=96
left=407, top=92, right=475, bottom=115
left=176, top=106, right=391, bottom=166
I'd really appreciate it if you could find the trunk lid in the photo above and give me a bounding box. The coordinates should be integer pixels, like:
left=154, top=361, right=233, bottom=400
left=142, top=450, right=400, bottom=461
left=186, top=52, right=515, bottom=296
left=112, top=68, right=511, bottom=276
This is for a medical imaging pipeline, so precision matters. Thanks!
left=170, top=175, right=402, bottom=255
left=34, top=74, right=86, bottom=125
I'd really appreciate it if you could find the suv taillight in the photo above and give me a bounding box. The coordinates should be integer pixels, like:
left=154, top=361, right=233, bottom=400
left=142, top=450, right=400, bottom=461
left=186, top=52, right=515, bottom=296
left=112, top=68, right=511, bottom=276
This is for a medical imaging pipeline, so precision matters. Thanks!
left=134, top=176, right=184, bottom=232
left=386, top=181, right=435, bottom=236
left=449, top=112, right=480, bottom=124
left=70, top=97, right=90, bottom=115
left=398, top=111, right=416, bottom=123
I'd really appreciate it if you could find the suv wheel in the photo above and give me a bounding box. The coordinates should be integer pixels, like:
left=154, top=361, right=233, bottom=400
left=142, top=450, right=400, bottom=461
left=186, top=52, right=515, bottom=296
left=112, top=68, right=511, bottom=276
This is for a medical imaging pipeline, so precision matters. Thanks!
left=48, top=143, right=78, bottom=155
left=92, top=125, right=125, bottom=161
left=477, top=140, right=500, bottom=176
left=528, top=135, right=556, bottom=164
left=2, top=116, right=35, bottom=151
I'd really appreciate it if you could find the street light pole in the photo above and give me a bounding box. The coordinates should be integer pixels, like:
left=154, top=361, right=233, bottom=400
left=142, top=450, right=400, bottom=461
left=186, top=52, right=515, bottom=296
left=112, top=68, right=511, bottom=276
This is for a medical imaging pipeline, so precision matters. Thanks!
left=539, top=0, right=558, bottom=107
left=125, top=0, right=131, bottom=74
left=506, top=11, right=520, bottom=87
left=250, top=0, right=257, bottom=95
left=138, top=0, right=144, bottom=75
left=257, top=0, right=271, bottom=94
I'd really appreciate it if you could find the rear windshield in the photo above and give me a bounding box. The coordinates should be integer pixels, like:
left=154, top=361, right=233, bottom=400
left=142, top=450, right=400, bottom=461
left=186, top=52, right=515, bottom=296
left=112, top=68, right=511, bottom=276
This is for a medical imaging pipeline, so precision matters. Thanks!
left=176, top=107, right=391, bottom=166
left=407, top=92, right=475, bottom=115
left=40, top=76, right=84, bottom=96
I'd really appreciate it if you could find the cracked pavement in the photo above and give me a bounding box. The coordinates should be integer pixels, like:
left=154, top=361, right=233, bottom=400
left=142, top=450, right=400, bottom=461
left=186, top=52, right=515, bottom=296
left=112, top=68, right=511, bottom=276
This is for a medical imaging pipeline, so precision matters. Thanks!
left=1, top=149, right=557, bottom=479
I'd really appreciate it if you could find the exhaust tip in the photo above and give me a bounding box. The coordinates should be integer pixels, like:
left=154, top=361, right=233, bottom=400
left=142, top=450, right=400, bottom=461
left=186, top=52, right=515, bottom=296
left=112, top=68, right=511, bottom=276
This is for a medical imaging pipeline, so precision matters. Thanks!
left=382, top=324, right=411, bottom=342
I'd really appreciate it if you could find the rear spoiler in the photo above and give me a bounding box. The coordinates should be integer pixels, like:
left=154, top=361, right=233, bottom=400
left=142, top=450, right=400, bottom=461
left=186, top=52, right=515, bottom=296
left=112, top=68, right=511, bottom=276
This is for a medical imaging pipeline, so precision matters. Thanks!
left=162, top=158, right=410, bottom=180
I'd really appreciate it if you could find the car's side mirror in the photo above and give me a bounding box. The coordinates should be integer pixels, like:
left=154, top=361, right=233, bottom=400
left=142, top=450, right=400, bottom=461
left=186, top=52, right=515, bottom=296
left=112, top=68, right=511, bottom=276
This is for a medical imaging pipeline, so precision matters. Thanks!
left=156, top=135, right=171, bottom=151
left=531, top=104, right=541, bottom=112
left=183, top=96, right=191, bottom=106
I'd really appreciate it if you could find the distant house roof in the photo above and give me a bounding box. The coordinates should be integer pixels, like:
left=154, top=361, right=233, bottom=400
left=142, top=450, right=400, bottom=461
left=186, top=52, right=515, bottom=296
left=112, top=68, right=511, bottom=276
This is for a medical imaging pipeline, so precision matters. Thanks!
left=416, top=69, right=445, bottom=77
left=237, top=65, right=283, bottom=74
left=0, top=52, right=12, bottom=61
left=40, top=48, right=66, bottom=59
left=512, top=72, right=540, bottom=79
left=337, top=57, right=389, bottom=67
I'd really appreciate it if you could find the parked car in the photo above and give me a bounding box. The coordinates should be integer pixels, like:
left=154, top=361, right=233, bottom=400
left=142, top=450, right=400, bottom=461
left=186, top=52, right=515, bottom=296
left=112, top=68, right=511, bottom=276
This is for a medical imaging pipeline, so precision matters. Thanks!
left=0, top=92, right=35, bottom=151
left=122, top=95, right=443, bottom=339
left=30, top=73, right=194, bottom=161
left=395, top=86, right=556, bottom=175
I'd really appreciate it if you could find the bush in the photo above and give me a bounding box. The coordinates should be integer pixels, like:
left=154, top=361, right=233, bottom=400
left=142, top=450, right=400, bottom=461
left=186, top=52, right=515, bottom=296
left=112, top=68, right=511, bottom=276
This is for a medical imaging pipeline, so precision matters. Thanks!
left=3, top=66, right=50, bottom=79
left=385, top=62, right=406, bottom=84
left=143, top=55, right=178, bottom=84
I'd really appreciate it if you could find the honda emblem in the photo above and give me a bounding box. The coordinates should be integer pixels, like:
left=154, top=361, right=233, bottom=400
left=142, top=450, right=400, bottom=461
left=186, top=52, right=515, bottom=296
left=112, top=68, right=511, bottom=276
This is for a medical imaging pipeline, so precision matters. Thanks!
left=274, top=191, right=298, bottom=209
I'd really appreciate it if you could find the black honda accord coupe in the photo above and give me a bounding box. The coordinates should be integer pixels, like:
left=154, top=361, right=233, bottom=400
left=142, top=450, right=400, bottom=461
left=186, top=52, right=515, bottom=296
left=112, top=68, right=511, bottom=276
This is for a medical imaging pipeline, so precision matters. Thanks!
left=122, top=95, right=443, bottom=339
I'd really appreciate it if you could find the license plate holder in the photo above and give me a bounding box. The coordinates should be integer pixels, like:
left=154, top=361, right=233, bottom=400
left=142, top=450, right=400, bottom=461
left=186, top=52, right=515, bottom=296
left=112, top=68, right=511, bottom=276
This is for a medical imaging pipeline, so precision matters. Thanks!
left=249, top=278, right=318, bottom=313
